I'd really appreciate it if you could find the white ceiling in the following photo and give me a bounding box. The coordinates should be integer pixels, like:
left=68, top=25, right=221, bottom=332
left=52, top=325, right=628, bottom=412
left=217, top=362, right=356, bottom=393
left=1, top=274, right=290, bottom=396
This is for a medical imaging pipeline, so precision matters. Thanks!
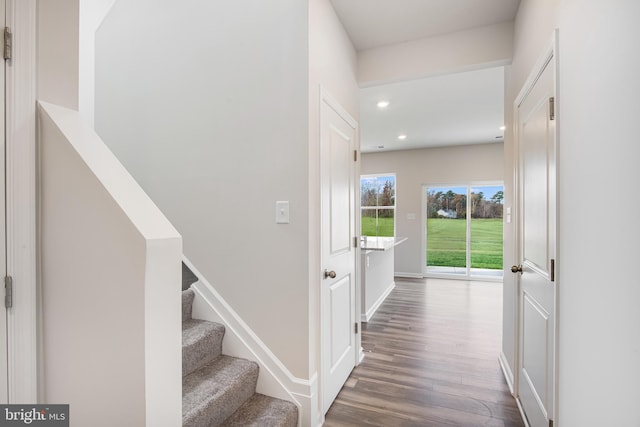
left=329, top=0, right=521, bottom=51
left=360, top=67, right=505, bottom=153
left=329, top=0, right=520, bottom=153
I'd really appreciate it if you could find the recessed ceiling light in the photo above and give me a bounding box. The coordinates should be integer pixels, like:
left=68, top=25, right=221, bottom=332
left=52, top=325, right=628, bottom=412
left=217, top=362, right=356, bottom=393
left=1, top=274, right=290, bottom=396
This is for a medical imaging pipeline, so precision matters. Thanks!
left=499, top=125, right=506, bottom=131
left=397, top=134, right=407, bottom=140
left=377, top=101, right=389, bottom=109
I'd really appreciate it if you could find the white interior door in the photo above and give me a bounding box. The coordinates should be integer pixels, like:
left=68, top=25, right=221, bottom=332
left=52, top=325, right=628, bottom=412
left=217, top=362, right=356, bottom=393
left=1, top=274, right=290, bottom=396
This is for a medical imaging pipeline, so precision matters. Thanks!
left=0, top=0, right=9, bottom=403
left=514, top=49, right=556, bottom=427
left=320, top=92, right=357, bottom=414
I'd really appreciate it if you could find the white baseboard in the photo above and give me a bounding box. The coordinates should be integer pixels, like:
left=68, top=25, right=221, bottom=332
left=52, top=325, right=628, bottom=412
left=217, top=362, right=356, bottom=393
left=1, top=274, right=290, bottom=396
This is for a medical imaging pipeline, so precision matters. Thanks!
left=361, top=281, right=395, bottom=323
left=394, top=272, right=423, bottom=279
left=183, top=258, right=315, bottom=427
left=499, top=351, right=515, bottom=395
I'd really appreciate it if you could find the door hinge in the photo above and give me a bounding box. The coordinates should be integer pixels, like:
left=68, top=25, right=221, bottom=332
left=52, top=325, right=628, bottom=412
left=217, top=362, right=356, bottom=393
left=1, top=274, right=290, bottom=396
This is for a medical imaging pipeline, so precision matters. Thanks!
left=354, top=322, right=358, bottom=334
left=3, top=27, right=12, bottom=61
left=549, top=419, right=554, bottom=427
left=549, top=97, right=555, bottom=121
left=354, top=236, right=358, bottom=248
left=353, top=150, right=357, bottom=162
left=550, top=259, right=555, bottom=282
left=5, top=276, right=13, bottom=309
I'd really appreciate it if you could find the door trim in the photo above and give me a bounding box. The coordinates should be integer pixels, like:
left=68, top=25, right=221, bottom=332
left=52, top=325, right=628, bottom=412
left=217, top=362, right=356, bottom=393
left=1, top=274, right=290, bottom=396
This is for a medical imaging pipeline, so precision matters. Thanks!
left=512, top=29, right=559, bottom=425
left=318, top=86, right=360, bottom=419
left=5, top=0, right=38, bottom=403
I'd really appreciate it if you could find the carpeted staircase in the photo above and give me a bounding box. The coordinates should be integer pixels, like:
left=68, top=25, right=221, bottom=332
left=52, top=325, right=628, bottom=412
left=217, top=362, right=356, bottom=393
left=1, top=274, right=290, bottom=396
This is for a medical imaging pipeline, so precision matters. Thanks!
left=182, top=288, right=298, bottom=427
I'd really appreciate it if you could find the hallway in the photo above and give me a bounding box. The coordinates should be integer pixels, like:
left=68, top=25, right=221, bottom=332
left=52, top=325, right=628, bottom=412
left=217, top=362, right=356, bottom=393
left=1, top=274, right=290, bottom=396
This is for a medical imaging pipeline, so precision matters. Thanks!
left=324, top=278, right=524, bottom=426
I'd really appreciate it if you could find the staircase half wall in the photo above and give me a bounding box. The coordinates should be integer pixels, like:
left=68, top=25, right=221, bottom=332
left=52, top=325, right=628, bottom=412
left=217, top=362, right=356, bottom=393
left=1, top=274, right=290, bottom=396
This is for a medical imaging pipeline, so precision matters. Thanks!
left=38, top=102, right=182, bottom=427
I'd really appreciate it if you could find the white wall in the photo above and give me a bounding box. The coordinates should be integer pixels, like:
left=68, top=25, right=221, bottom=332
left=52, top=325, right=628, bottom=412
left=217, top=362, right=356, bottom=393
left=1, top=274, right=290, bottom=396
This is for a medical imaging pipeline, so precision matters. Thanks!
left=361, top=143, right=504, bottom=276
left=358, top=21, right=514, bottom=87
left=507, top=0, right=640, bottom=425
left=555, top=1, right=640, bottom=424
left=78, top=0, right=116, bottom=125
left=361, top=249, right=395, bottom=321
left=38, top=102, right=182, bottom=426
left=37, top=0, right=115, bottom=120
left=95, top=0, right=310, bottom=379
left=36, top=0, right=79, bottom=109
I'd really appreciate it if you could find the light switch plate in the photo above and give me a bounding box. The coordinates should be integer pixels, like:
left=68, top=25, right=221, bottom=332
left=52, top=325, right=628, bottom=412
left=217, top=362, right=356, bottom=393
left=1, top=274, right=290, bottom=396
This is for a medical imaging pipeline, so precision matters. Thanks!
left=276, top=201, right=290, bottom=224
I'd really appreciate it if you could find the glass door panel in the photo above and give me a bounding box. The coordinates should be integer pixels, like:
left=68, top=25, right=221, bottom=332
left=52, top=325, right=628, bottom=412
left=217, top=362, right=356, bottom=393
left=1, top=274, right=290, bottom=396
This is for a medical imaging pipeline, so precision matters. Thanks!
left=426, top=186, right=467, bottom=275
left=470, top=186, right=504, bottom=278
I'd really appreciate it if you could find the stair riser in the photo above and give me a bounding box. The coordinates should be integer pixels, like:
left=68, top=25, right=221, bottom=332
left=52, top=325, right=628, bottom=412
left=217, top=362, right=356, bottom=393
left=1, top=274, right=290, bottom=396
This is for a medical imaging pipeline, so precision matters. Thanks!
left=183, top=331, right=223, bottom=377
left=182, top=289, right=195, bottom=322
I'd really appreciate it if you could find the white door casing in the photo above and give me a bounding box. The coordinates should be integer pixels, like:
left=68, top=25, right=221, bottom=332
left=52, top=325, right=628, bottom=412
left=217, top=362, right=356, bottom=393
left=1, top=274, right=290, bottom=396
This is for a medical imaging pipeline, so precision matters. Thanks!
left=0, top=0, right=8, bottom=403
left=320, top=90, right=358, bottom=415
left=5, top=0, right=38, bottom=403
left=514, top=36, right=558, bottom=427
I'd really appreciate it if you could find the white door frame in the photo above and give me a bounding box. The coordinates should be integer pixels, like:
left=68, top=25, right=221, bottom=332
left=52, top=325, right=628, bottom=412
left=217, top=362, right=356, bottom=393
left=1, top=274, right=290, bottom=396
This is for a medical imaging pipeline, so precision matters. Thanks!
left=5, top=0, right=38, bottom=403
left=512, top=30, right=559, bottom=425
left=0, top=0, right=7, bottom=402
left=318, top=87, right=361, bottom=419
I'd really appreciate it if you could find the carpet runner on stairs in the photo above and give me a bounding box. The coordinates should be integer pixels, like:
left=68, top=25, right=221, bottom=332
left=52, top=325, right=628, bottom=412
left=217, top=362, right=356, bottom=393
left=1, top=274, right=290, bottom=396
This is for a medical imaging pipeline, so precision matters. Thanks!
left=182, top=289, right=298, bottom=427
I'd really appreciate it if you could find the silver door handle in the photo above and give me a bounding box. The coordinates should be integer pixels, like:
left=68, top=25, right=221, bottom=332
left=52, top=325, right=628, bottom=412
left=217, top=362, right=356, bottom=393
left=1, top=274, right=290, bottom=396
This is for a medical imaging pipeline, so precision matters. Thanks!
left=324, top=270, right=336, bottom=279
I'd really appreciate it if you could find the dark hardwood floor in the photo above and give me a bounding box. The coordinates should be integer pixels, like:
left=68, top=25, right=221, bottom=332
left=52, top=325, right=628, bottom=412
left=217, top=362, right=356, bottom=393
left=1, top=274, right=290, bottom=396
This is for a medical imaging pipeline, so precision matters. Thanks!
left=324, top=278, right=524, bottom=427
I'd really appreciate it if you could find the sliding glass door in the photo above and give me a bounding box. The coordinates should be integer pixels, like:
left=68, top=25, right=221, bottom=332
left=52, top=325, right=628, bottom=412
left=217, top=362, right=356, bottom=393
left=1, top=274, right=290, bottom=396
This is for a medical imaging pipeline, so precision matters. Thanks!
left=424, top=184, right=504, bottom=278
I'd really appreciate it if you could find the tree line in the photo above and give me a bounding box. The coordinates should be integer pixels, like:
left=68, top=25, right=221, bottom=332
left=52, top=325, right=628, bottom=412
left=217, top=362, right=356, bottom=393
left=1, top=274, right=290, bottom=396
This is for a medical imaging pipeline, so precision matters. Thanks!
left=361, top=179, right=395, bottom=218
left=427, top=190, right=503, bottom=219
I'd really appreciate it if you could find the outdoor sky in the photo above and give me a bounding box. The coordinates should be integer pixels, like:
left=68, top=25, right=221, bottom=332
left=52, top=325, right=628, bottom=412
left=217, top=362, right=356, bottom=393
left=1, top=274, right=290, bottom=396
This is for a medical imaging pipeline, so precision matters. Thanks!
left=360, top=176, right=503, bottom=202
left=361, top=174, right=395, bottom=189
left=428, top=185, right=504, bottom=202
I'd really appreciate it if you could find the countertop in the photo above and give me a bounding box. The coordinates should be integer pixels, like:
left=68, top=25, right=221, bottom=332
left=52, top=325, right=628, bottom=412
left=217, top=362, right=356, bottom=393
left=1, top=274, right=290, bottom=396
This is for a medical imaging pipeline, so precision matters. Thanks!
left=360, top=236, right=408, bottom=252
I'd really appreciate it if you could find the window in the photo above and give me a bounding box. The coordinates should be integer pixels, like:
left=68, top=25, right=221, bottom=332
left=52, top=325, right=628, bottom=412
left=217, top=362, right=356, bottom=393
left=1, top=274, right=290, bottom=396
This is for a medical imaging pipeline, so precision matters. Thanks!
left=361, top=174, right=396, bottom=237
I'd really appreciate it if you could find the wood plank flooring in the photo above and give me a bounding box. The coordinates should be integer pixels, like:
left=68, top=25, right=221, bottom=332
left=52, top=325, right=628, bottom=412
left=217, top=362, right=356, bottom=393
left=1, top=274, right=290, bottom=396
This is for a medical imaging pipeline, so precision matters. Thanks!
left=324, top=278, right=524, bottom=427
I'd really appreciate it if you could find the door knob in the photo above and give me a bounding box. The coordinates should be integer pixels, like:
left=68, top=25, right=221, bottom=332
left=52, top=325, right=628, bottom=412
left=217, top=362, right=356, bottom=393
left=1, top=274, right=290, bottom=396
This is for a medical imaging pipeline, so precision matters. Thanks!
left=324, top=270, right=337, bottom=279
left=511, top=265, right=523, bottom=274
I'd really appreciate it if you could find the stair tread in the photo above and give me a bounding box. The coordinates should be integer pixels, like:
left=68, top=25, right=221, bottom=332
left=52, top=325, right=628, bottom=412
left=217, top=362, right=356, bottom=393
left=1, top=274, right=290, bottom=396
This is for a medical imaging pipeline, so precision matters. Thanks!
left=221, top=393, right=298, bottom=427
left=182, top=319, right=225, bottom=347
left=183, top=355, right=259, bottom=427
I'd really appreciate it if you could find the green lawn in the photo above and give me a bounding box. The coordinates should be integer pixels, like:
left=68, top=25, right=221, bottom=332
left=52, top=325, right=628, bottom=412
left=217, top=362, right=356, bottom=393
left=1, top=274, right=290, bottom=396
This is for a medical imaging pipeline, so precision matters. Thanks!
left=361, top=216, right=394, bottom=237
left=361, top=217, right=503, bottom=270
left=427, top=218, right=503, bottom=269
